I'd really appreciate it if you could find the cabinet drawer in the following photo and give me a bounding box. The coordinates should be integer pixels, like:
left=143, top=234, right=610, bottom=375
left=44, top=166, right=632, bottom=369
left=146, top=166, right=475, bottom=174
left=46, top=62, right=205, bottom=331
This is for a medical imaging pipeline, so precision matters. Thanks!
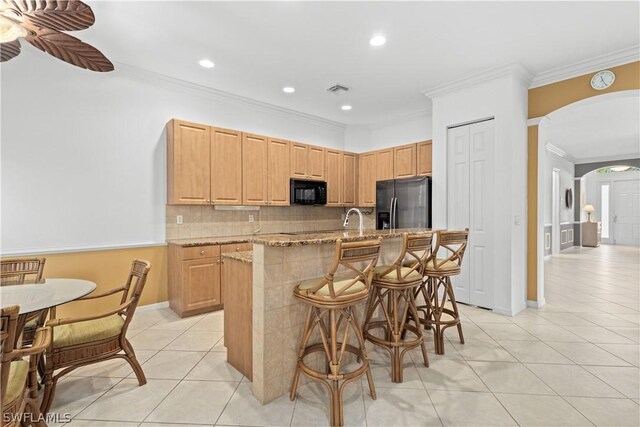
left=182, top=245, right=221, bottom=260
left=221, top=243, right=252, bottom=254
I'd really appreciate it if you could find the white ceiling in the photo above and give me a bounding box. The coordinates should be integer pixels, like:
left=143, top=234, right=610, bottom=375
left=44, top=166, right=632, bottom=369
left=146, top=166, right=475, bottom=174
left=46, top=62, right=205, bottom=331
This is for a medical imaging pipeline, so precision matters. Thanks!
left=72, top=1, right=640, bottom=124
left=546, top=94, right=640, bottom=162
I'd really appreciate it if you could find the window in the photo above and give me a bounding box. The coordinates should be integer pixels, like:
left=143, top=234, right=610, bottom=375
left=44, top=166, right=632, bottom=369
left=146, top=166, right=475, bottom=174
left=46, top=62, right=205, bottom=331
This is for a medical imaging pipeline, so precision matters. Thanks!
left=601, top=184, right=610, bottom=239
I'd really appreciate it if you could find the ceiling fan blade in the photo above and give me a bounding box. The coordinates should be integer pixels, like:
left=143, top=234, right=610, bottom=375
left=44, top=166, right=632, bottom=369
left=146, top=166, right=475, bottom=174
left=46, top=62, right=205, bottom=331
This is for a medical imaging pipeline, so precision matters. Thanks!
left=25, top=27, right=113, bottom=72
left=5, top=0, right=95, bottom=31
left=0, top=39, right=21, bottom=62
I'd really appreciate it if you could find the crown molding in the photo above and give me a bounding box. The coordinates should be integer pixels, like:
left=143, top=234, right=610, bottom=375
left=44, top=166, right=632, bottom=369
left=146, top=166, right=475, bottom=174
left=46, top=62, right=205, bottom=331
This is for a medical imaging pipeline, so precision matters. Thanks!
left=546, top=142, right=575, bottom=163
left=574, top=153, right=640, bottom=165
left=113, top=61, right=347, bottom=131
left=368, top=106, right=433, bottom=130
left=422, top=62, right=535, bottom=99
left=530, top=45, right=640, bottom=89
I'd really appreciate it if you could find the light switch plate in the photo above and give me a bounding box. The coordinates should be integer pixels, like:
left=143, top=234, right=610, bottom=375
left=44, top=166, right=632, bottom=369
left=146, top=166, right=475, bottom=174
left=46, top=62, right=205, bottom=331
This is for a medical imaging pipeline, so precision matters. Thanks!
left=177, top=215, right=183, bottom=225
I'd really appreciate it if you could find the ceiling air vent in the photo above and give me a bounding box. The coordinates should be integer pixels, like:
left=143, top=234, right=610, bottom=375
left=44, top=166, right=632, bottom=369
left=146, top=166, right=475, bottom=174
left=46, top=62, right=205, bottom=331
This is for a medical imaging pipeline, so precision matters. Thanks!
left=326, top=84, right=350, bottom=95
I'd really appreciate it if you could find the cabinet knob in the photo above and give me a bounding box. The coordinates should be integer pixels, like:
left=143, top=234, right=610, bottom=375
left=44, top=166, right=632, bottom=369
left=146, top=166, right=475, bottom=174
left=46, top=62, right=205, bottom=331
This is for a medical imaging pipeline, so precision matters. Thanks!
left=235, top=247, right=240, bottom=251
left=217, top=259, right=221, bottom=264
left=200, top=250, right=205, bottom=255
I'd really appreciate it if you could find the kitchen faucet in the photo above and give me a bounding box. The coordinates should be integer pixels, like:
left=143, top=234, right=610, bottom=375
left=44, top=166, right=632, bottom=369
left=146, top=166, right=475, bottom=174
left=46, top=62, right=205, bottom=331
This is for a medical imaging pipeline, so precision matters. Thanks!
left=343, top=208, right=364, bottom=233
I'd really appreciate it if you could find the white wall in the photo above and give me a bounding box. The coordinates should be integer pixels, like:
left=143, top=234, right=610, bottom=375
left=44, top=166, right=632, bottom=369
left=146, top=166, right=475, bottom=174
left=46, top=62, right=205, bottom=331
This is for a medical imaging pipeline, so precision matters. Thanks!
left=543, top=150, right=575, bottom=225
left=1, top=52, right=345, bottom=253
left=429, top=73, right=529, bottom=316
left=344, top=110, right=432, bottom=152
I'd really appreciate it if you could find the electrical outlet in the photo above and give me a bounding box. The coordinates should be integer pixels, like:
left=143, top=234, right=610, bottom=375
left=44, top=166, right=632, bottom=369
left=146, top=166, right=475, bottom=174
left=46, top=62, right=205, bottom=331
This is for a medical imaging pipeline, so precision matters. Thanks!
left=177, top=215, right=183, bottom=225
left=248, top=214, right=254, bottom=223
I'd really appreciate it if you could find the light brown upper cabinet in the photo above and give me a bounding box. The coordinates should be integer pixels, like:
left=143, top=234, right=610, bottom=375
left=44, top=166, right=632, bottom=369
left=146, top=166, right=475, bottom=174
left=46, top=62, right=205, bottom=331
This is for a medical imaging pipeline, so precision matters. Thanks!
left=309, top=146, right=326, bottom=180
left=290, top=142, right=325, bottom=180
left=394, top=143, right=417, bottom=179
left=359, top=152, right=376, bottom=207
left=342, top=152, right=358, bottom=206
left=211, top=127, right=243, bottom=205
left=375, top=148, right=395, bottom=181
left=417, top=140, right=433, bottom=176
left=267, top=138, right=290, bottom=205
left=325, top=149, right=342, bottom=206
left=167, top=120, right=211, bottom=205
left=242, top=133, right=268, bottom=205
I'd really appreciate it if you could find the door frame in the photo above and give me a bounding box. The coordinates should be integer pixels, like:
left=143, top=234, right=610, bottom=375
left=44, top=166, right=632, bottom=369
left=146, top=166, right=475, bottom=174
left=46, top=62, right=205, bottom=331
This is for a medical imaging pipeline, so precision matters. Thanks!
left=551, top=168, right=561, bottom=254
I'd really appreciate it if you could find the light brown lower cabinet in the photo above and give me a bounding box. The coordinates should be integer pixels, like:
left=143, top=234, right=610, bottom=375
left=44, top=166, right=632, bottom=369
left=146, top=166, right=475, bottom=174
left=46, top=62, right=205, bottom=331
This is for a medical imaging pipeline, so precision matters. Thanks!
left=222, top=255, right=253, bottom=380
left=168, top=242, right=252, bottom=317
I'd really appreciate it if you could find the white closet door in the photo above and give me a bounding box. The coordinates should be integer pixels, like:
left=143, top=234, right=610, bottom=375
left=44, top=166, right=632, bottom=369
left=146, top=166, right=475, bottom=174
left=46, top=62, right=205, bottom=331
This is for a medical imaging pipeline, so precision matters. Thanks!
left=468, top=120, right=494, bottom=308
left=447, top=125, right=471, bottom=303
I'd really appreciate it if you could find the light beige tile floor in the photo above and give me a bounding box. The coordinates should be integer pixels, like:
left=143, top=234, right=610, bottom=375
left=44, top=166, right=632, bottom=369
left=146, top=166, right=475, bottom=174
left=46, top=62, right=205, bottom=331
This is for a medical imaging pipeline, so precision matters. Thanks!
left=49, top=245, right=639, bottom=426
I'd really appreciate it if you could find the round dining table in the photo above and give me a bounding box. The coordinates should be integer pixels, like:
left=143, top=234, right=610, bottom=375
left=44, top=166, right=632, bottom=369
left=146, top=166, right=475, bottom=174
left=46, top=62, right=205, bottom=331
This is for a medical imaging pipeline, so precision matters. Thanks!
left=1, top=278, right=97, bottom=343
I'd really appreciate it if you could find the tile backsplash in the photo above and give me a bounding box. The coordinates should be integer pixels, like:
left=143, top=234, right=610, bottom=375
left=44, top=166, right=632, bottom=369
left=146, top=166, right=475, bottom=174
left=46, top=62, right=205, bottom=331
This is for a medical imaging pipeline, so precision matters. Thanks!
left=166, top=205, right=376, bottom=240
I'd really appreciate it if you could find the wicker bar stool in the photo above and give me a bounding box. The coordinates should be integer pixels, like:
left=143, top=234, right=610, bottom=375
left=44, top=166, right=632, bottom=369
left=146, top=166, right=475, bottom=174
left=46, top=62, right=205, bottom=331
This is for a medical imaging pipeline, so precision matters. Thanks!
left=416, top=229, right=469, bottom=355
left=289, top=238, right=382, bottom=427
left=363, top=232, right=432, bottom=383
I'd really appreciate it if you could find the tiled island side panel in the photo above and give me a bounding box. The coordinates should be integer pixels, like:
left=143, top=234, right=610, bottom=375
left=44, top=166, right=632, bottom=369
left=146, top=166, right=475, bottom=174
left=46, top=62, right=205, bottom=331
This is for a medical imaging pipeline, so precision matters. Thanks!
left=251, top=238, right=403, bottom=404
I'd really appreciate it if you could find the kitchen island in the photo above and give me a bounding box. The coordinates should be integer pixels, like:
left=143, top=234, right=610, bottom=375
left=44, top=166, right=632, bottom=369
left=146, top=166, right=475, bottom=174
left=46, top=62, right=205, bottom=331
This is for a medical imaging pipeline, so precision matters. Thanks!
left=249, top=228, right=430, bottom=404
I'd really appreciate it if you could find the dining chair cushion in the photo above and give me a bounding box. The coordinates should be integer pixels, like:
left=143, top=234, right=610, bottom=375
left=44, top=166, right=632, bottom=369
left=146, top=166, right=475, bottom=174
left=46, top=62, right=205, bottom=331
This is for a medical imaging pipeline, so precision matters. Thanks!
left=53, top=314, right=124, bottom=348
left=373, top=265, right=422, bottom=283
left=4, top=360, right=28, bottom=406
left=425, top=258, right=459, bottom=272
left=296, top=277, right=366, bottom=297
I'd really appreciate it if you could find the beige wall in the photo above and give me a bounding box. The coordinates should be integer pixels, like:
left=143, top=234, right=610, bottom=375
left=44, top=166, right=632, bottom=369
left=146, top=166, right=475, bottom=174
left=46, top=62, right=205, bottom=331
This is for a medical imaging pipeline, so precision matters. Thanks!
left=6, top=245, right=169, bottom=319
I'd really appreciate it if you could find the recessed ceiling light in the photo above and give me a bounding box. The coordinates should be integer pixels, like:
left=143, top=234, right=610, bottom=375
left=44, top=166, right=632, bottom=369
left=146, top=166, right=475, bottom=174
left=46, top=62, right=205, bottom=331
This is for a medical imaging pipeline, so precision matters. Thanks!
left=282, top=86, right=295, bottom=94
left=369, top=35, right=386, bottom=46
left=199, top=59, right=215, bottom=68
left=341, top=105, right=352, bottom=111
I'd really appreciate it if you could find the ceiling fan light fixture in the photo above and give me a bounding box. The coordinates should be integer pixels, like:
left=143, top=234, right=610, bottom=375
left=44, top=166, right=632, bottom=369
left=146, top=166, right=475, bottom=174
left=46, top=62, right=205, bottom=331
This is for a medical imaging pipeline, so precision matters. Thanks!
left=0, top=15, right=27, bottom=43
left=199, top=58, right=215, bottom=68
left=611, top=165, right=631, bottom=172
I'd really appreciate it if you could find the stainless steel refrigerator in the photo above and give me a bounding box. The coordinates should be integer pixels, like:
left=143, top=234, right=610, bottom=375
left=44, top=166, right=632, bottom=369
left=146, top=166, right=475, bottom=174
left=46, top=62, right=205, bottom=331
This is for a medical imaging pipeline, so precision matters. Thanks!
left=376, top=177, right=431, bottom=230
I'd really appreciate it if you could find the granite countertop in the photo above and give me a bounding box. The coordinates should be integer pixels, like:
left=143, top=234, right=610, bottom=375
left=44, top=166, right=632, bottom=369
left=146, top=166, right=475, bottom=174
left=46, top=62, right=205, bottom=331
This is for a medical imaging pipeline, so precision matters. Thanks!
left=167, top=228, right=431, bottom=248
left=222, top=250, right=253, bottom=264
left=252, top=228, right=431, bottom=247
left=167, top=235, right=253, bottom=247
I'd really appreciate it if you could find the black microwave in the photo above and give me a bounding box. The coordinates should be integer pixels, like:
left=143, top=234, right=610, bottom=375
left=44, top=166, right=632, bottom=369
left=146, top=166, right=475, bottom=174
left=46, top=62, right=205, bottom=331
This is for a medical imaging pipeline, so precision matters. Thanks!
left=290, top=179, right=327, bottom=205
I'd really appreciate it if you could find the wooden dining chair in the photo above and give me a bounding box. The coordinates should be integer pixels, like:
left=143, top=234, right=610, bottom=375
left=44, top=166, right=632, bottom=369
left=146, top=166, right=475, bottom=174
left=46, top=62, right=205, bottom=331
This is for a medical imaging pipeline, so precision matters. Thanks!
left=40, top=259, right=151, bottom=414
left=2, top=305, right=52, bottom=427
left=0, top=258, right=48, bottom=346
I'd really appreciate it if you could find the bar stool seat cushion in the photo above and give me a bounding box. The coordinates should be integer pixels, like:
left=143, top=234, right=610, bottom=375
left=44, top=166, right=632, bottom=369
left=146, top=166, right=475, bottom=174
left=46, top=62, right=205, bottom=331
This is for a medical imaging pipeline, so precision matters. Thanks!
left=424, top=258, right=459, bottom=272
left=4, top=359, right=28, bottom=406
left=373, top=265, right=422, bottom=283
left=53, top=314, right=124, bottom=348
left=296, top=277, right=366, bottom=297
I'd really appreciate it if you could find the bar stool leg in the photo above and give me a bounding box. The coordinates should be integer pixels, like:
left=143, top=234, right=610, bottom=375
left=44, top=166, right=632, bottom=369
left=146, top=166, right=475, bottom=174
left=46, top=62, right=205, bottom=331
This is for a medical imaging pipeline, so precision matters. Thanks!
left=290, top=305, right=314, bottom=400
left=431, top=277, right=445, bottom=355
left=350, top=306, right=376, bottom=399
left=446, top=277, right=465, bottom=344
left=408, top=290, right=429, bottom=367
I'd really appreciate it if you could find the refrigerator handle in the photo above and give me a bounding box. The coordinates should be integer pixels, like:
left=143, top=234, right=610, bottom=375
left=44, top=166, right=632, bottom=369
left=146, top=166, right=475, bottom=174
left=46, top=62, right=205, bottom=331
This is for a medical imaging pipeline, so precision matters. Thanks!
left=392, top=197, right=398, bottom=229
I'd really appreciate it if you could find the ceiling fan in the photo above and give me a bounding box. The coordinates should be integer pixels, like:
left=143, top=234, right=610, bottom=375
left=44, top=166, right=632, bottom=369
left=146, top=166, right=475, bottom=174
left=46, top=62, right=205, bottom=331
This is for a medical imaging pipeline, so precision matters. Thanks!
left=0, top=0, right=113, bottom=72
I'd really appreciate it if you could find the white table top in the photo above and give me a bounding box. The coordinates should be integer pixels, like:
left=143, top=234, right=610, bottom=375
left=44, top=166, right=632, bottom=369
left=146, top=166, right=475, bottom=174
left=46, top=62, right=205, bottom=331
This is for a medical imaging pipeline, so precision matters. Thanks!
left=1, top=279, right=97, bottom=315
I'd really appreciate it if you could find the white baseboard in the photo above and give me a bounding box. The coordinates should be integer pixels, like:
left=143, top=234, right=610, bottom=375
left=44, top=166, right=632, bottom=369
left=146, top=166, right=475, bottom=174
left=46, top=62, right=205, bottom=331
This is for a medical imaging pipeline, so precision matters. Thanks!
left=136, top=301, right=169, bottom=313
left=527, top=298, right=546, bottom=309
left=491, top=306, right=513, bottom=317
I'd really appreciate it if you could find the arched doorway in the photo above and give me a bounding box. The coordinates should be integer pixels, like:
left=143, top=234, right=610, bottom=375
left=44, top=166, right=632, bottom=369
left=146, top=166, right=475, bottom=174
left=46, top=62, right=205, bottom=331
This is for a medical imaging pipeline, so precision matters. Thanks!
left=533, top=89, right=640, bottom=306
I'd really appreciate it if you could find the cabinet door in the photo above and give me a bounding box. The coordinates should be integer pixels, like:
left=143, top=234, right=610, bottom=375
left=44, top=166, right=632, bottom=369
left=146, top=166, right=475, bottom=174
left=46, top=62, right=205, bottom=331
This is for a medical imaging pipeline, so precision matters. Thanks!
left=182, top=257, right=222, bottom=311
left=394, top=144, right=417, bottom=178
left=242, top=133, right=268, bottom=205
left=342, top=152, right=358, bottom=206
left=375, top=149, right=394, bottom=181
left=290, top=142, right=309, bottom=179
left=267, top=138, right=290, bottom=205
left=359, top=152, right=376, bottom=207
left=325, top=149, right=342, bottom=206
left=211, top=127, right=243, bottom=205
left=417, top=141, right=433, bottom=175
left=308, top=146, right=326, bottom=180
left=168, top=120, right=211, bottom=205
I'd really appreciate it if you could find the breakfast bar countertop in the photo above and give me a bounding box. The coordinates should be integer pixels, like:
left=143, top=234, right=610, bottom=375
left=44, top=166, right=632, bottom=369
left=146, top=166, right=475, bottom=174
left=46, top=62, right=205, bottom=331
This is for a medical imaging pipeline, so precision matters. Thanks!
left=250, top=228, right=432, bottom=247
left=167, top=228, right=432, bottom=248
